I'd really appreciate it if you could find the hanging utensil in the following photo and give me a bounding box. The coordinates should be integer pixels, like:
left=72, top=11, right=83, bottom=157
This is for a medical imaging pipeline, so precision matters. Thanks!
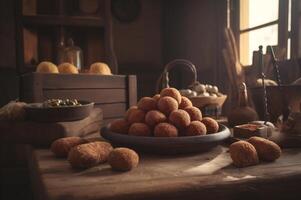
left=267, top=45, right=291, bottom=121
left=258, top=45, right=270, bottom=124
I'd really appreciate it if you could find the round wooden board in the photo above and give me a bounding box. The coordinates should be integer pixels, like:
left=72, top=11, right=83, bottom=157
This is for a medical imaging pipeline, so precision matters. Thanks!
left=101, top=124, right=231, bottom=154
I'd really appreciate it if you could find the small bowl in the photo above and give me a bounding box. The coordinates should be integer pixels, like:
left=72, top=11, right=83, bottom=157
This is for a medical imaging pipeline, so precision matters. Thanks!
left=25, top=100, right=94, bottom=122
left=101, top=123, right=231, bottom=154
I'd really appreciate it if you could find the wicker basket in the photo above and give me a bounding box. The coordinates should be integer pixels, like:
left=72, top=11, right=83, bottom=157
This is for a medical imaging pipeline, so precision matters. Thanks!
left=156, top=59, right=227, bottom=109
left=189, top=95, right=227, bottom=108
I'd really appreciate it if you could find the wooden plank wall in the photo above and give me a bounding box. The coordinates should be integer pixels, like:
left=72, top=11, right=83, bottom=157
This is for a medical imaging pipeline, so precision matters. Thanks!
left=0, top=0, right=16, bottom=69
left=162, top=0, right=229, bottom=112
left=163, top=0, right=228, bottom=87
left=116, top=0, right=228, bottom=99
left=0, top=0, right=19, bottom=107
left=114, top=0, right=163, bottom=98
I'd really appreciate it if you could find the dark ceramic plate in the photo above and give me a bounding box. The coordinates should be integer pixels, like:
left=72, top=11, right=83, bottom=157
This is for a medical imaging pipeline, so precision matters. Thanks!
left=101, top=124, right=231, bottom=154
left=25, top=101, right=94, bottom=122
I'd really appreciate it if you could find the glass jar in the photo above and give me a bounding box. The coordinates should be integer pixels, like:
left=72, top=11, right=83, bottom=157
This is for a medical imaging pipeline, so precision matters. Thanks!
left=62, top=38, right=83, bottom=70
left=56, top=40, right=65, bottom=65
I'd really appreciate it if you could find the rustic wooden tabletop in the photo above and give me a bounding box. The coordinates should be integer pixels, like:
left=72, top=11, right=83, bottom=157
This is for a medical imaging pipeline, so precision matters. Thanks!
left=26, top=146, right=301, bottom=200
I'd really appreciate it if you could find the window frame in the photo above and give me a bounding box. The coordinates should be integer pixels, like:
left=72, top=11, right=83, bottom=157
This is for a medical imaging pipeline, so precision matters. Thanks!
left=229, top=0, right=299, bottom=66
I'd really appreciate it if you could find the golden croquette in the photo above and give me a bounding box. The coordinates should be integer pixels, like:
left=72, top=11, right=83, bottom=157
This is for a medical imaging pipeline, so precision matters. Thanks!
left=127, top=108, right=146, bottom=124
left=184, top=121, right=207, bottom=136
left=201, top=117, right=219, bottom=134
left=110, top=119, right=130, bottom=134
left=247, top=136, right=281, bottom=162
left=160, top=87, right=182, bottom=104
left=179, top=96, right=193, bottom=109
left=108, top=148, right=139, bottom=171
left=68, top=141, right=113, bottom=169
left=154, top=123, right=178, bottom=137
left=157, top=96, right=178, bottom=116
left=169, top=109, right=191, bottom=129
left=184, top=106, right=202, bottom=121
left=145, top=110, right=167, bottom=127
left=152, top=94, right=161, bottom=103
left=128, top=123, right=152, bottom=136
left=137, top=97, right=157, bottom=111
left=51, top=136, right=87, bottom=157
left=125, top=106, right=138, bottom=120
left=229, top=141, right=259, bottom=168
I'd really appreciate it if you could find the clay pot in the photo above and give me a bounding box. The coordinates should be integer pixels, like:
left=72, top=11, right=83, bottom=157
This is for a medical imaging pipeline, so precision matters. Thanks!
left=228, top=83, right=258, bottom=127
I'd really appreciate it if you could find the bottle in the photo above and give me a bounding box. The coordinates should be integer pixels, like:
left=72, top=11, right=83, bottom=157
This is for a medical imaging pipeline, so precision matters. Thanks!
left=63, top=38, right=83, bottom=70
left=228, top=82, right=258, bottom=127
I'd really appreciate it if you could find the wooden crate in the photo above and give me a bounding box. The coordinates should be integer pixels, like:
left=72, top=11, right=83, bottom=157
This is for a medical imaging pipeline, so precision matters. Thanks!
left=20, top=73, right=137, bottom=125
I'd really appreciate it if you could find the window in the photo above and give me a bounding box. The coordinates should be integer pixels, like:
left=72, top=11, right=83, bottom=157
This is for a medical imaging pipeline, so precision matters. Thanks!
left=234, top=0, right=292, bottom=66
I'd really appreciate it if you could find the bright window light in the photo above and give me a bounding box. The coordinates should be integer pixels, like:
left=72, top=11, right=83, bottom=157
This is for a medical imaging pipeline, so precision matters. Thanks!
left=239, top=0, right=279, bottom=66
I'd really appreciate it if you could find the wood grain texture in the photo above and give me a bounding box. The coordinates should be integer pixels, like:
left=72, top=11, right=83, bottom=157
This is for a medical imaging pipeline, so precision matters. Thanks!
left=20, top=73, right=137, bottom=120
left=28, top=146, right=301, bottom=200
left=126, top=75, right=137, bottom=107
left=22, top=73, right=128, bottom=89
left=119, top=64, right=161, bottom=99
left=43, top=89, right=126, bottom=103
left=95, top=103, right=126, bottom=119
left=103, top=117, right=122, bottom=126
left=0, top=144, right=28, bottom=167
left=22, top=15, right=105, bottom=27
left=21, top=72, right=44, bottom=102
left=0, top=109, right=103, bottom=147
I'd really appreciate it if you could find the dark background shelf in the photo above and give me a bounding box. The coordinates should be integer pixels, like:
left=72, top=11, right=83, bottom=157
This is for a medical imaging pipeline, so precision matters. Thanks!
left=22, top=15, right=105, bottom=27
left=16, top=0, right=117, bottom=74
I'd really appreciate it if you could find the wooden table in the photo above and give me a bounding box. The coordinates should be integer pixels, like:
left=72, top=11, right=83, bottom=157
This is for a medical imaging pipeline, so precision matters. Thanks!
left=27, top=146, right=301, bottom=200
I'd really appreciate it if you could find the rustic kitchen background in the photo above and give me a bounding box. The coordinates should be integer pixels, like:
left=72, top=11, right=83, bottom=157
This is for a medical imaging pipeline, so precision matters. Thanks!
left=0, top=0, right=231, bottom=106
left=1, top=0, right=301, bottom=199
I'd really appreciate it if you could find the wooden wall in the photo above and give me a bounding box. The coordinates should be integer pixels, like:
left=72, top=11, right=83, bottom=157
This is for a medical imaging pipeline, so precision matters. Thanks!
left=0, top=0, right=16, bottom=69
left=115, top=0, right=228, bottom=98
left=163, top=0, right=228, bottom=91
left=0, top=2, right=295, bottom=200
left=113, top=0, right=163, bottom=67
left=0, top=0, right=29, bottom=189
left=0, top=0, right=19, bottom=107
left=114, top=0, right=163, bottom=98
left=0, top=0, right=229, bottom=102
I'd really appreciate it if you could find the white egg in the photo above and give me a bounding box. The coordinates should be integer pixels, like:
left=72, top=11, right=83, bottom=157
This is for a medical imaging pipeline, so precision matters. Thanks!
left=203, top=92, right=210, bottom=97
left=179, top=89, right=192, bottom=96
left=205, top=85, right=213, bottom=92
left=212, top=86, right=219, bottom=93
left=189, top=91, right=198, bottom=97
left=194, top=84, right=206, bottom=93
